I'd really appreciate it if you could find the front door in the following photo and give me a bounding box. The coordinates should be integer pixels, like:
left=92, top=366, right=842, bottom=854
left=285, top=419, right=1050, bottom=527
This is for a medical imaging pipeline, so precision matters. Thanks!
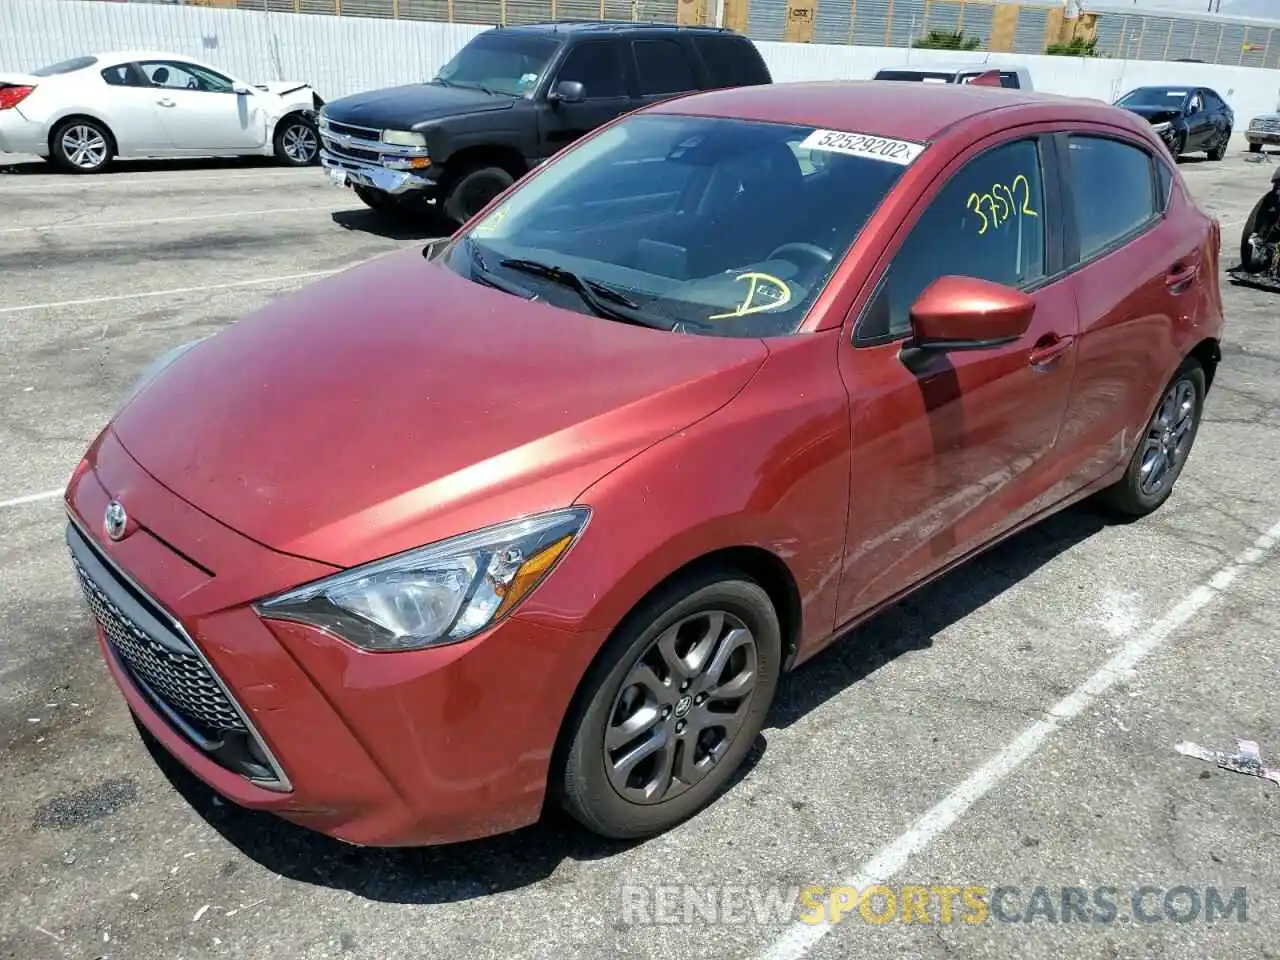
left=139, top=60, right=267, bottom=152
left=834, top=134, right=1079, bottom=622
left=538, top=42, right=632, bottom=161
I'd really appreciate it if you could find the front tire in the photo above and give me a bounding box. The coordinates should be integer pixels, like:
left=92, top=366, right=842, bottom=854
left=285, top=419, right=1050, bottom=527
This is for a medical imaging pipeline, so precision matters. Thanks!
left=1249, top=142, right=1263, bottom=153
left=1099, top=358, right=1205, bottom=518
left=559, top=570, right=782, bottom=840
left=273, top=116, right=319, bottom=166
left=440, top=163, right=514, bottom=225
left=1238, top=192, right=1271, bottom=270
left=51, top=118, right=114, bottom=174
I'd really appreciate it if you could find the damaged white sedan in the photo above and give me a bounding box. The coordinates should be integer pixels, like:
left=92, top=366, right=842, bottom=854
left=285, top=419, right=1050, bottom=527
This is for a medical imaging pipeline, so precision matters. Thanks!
left=0, top=51, right=323, bottom=173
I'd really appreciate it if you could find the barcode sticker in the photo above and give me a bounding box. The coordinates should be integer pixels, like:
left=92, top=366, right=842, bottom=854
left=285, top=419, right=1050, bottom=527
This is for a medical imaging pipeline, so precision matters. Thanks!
left=798, top=129, right=926, bottom=166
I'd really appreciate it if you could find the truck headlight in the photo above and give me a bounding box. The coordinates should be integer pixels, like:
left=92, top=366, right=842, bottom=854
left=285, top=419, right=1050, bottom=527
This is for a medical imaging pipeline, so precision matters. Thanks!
left=1151, top=121, right=1172, bottom=134
left=255, top=508, right=589, bottom=651
left=382, top=129, right=427, bottom=147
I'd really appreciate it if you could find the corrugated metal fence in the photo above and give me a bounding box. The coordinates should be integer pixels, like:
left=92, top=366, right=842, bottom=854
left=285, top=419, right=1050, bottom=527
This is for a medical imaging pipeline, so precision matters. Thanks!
left=107, top=0, right=1280, bottom=67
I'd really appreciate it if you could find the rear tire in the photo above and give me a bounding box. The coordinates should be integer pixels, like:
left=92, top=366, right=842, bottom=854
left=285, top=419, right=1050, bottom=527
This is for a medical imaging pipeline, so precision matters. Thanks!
left=1208, top=130, right=1229, bottom=161
left=51, top=118, right=114, bottom=174
left=558, top=570, right=781, bottom=840
left=1098, top=358, right=1205, bottom=518
left=440, top=163, right=514, bottom=225
left=273, top=115, right=319, bottom=166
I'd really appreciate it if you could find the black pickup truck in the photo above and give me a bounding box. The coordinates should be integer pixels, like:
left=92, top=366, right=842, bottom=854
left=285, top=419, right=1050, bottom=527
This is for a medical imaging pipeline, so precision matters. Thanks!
left=318, top=21, right=771, bottom=225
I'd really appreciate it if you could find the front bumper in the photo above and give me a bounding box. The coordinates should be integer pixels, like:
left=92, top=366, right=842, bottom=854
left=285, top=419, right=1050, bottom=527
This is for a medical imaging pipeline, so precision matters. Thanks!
left=320, top=150, right=436, bottom=195
left=66, top=429, right=607, bottom=846
left=1246, top=130, right=1280, bottom=146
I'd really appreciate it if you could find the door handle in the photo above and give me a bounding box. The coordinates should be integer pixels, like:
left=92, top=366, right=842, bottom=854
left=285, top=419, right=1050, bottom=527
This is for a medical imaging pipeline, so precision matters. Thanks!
left=1028, top=334, right=1074, bottom=369
left=1165, top=260, right=1200, bottom=294
left=156, top=98, right=176, bottom=107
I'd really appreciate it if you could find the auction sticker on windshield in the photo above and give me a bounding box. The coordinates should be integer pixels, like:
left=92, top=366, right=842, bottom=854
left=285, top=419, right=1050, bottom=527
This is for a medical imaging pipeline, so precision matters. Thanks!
left=799, top=129, right=926, bottom=166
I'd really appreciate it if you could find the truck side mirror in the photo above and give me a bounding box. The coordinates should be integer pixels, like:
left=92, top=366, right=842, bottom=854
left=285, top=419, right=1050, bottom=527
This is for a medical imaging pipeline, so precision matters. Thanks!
left=550, top=80, right=586, bottom=104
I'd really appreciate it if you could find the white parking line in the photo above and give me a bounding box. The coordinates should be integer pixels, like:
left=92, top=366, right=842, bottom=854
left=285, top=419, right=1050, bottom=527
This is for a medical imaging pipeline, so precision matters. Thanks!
left=0, top=488, right=63, bottom=509
left=0, top=205, right=338, bottom=235
left=0, top=269, right=342, bottom=315
left=758, top=515, right=1280, bottom=960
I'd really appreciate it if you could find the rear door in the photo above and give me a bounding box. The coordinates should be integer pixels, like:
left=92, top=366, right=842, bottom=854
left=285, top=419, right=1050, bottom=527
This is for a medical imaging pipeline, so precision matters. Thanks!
left=1045, top=130, right=1208, bottom=501
left=538, top=40, right=632, bottom=157
left=631, top=37, right=702, bottom=108
left=834, top=132, right=1079, bottom=620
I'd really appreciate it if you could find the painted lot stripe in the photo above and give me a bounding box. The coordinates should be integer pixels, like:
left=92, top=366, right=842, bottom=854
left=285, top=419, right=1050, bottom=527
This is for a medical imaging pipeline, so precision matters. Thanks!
left=759, top=515, right=1280, bottom=960
left=0, top=488, right=63, bottom=509
left=0, top=269, right=341, bottom=315
left=0, top=205, right=338, bottom=235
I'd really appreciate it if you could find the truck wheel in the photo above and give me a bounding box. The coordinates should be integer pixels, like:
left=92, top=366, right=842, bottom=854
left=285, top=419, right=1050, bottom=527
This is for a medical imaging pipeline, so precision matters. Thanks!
left=441, top=163, right=514, bottom=225
left=1239, top=192, right=1271, bottom=271
left=353, top=184, right=401, bottom=214
left=1249, top=142, right=1263, bottom=153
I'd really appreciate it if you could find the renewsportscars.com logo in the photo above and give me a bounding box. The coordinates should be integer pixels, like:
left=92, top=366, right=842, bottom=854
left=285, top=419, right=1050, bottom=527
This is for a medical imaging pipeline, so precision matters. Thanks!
left=619, top=884, right=1250, bottom=926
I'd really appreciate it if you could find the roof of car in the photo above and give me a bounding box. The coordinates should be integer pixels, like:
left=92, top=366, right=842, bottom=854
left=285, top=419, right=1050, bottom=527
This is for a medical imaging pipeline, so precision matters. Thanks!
left=90, top=51, right=206, bottom=65
left=877, top=62, right=1025, bottom=74
left=652, top=80, right=1140, bottom=143
left=492, top=20, right=740, bottom=35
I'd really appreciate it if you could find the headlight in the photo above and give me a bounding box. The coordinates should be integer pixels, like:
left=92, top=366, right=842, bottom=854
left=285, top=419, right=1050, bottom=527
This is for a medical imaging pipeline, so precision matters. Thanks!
left=382, top=129, right=427, bottom=147
left=255, top=508, right=589, bottom=651
left=1151, top=121, right=1172, bottom=134
left=120, top=337, right=208, bottom=410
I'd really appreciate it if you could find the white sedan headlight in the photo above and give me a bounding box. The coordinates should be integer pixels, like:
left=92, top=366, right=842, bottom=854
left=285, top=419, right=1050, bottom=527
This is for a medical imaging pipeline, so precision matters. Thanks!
left=1151, top=121, right=1172, bottom=133
left=256, top=508, right=589, bottom=651
left=382, top=129, right=427, bottom=147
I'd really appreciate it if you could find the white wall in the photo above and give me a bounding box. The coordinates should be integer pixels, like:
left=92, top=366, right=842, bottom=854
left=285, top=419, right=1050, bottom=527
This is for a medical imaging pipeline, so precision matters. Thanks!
left=3, top=0, right=1279, bottom=122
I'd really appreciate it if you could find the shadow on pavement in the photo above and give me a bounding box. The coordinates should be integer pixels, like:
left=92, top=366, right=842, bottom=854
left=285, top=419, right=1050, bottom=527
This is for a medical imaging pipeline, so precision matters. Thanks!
left=330, top=207, right=455, bottom=242
left=0, top=155, right=295, bottom=176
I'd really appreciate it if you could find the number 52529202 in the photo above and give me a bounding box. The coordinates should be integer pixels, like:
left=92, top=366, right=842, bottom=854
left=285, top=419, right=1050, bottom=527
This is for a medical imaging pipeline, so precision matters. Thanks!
left=965, top=175, right=1037, bottom=236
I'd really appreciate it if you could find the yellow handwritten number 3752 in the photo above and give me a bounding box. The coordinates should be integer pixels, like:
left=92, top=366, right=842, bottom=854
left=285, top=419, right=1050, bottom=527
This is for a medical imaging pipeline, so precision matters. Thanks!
left=965, top=174, right=1037, bottom=236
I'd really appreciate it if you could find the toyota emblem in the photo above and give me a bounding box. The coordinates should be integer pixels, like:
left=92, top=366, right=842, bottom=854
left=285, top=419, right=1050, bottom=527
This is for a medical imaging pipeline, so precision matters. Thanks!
left=104, top=500, right=128, bottom=541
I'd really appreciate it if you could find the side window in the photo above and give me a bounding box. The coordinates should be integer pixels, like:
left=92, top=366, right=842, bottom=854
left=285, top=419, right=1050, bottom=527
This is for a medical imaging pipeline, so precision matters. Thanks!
left=101, top=65, right=130, bottom=87
left=999, top=72, right=1020, bottom=89
left=1156, top=160, right=1173, bottom=212
left=140, top=61, right=235, bottom=94
left=633, top=39, right=698, bottom=96
left=1066, top=136, right=1156, bottom=260
left=555, top=42, right=627, bottom=100
left=861, top=139, right=1047, bottom=341
left=693, top=36, right=768, bottom=88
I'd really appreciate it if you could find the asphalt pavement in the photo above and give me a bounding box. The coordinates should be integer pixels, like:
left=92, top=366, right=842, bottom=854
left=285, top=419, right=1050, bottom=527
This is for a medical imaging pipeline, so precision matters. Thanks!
left=0, top=145, right=1277, bottom=960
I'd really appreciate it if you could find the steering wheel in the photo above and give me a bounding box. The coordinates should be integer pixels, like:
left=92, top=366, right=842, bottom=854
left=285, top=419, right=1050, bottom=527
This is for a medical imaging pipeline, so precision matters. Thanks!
left=767, top=242, right=833, bottom=272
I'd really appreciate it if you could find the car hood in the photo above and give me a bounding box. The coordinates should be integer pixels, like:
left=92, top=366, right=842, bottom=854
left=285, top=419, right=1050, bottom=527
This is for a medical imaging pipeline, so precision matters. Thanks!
left=1121, top=106, right=1182, bottom=124
left=111, top=248, right=768, bottom=569
left=253, top=80, right=313, bottom=97
left=322, top=83, right=515, bottom=131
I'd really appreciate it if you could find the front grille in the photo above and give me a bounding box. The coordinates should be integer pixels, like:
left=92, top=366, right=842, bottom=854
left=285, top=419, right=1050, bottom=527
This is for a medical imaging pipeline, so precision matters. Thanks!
left=1254, top=118, right=1280, bottom=134
left=71, top=555, right=245, bottom=736
left=67, top=520, right=290, bottom=791
left=321, top=136, right=382, bottom=164
left=325, top=119, right=381, bottom=141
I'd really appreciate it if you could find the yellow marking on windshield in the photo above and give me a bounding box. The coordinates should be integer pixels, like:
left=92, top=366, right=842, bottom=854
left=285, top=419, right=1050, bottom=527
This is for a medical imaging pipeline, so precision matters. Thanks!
left=707, top=272, right=792, bottom=320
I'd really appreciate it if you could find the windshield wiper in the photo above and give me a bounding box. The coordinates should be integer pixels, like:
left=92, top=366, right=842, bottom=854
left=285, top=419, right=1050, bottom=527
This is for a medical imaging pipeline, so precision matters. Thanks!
left=498, top=258, right=674, bottom=330
left=463, top=238, right=535, bottom=299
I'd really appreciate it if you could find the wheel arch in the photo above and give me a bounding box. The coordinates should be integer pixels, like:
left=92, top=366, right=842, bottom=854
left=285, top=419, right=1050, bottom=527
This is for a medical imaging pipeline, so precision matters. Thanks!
left=1188, top=336, right=1221, bottom=393
left=540, top=541, right=801, bottom=814
left=47, top=112, right=117, bottom=156
left=441, top=143, right=529, bottom=182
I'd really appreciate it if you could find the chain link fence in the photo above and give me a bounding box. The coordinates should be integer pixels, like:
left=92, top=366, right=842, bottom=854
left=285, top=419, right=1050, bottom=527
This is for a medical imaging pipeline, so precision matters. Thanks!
left=98, top=0, right=1280, bottom=68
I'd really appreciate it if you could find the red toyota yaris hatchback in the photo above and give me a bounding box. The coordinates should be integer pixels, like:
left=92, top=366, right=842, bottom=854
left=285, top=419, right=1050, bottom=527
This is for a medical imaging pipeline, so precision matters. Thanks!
left=65, top=81, right=1223, bottom=846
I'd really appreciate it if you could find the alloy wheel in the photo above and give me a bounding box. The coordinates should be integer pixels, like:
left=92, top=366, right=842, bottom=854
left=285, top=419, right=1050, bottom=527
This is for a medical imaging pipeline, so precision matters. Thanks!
left=1139, top=378, right=1197, bottom=496
left=281, top=123, right=318, bottom=163
left=62, top=125, right=108, bottom=170
left=604, top=610, right=759, bottom=805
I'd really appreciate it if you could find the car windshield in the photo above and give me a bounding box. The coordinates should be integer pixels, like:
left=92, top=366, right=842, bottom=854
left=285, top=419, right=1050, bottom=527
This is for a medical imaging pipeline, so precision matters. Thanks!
left=1118, top=88, right=1187, bottom=108
left=436, top=113, right=913, bottom=337
left=433, top=33, right=562, bottom=97
left=32, top=55, right=98, bottom=76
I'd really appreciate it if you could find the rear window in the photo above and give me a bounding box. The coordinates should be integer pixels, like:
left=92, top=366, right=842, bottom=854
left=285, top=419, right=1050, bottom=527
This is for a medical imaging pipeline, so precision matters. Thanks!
left=441, top=114, right=917, bottom=338
left=874, top=70, right=955, bottom=83
left=32, top=56, right=98, bottom=77
left=693, top=35, right=769, bottom=88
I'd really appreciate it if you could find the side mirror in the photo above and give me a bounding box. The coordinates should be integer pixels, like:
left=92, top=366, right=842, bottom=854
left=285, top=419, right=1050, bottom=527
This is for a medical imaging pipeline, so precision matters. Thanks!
left=233, top=83, right=251, bottom=95
left=907, top=275, right=1035, bottom=351
left=549, top=80, right=585, bottom=104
